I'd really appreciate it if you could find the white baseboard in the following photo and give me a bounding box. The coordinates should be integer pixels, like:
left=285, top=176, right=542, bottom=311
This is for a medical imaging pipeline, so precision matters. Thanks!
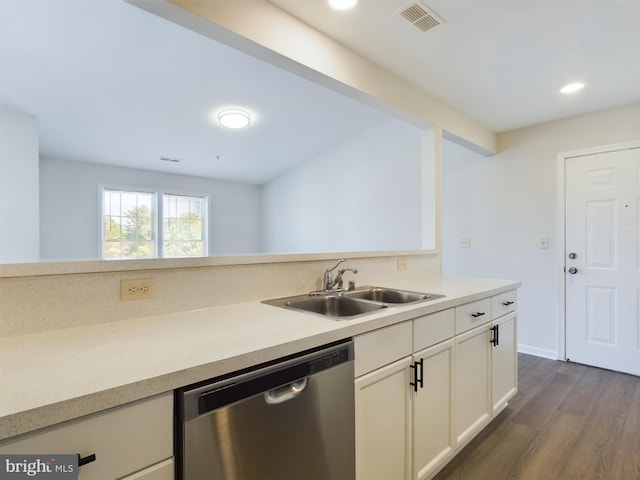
left=517, top=343, right=558, bottom=360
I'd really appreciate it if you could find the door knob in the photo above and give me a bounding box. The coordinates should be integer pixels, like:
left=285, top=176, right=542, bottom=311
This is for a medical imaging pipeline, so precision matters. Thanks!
left=567, top=266, right=578, bottom=274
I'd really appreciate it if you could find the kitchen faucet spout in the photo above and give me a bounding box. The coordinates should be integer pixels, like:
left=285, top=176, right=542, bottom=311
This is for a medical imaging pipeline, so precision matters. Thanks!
left=333, top=267, right=358, bottom=290
left=319, top=259, right=358, bottom=293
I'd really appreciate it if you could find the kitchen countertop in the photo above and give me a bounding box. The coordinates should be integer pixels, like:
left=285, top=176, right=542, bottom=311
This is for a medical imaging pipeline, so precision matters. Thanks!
left=0, top=276, right=519, bottom=441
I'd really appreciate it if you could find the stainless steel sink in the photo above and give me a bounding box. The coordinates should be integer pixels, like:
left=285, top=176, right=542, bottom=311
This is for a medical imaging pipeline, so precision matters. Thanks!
left=343, top=286, right=444, bottom=304
left=263, top=286, right=444, bottom=320
left=282, top=295, right=387, bottom=318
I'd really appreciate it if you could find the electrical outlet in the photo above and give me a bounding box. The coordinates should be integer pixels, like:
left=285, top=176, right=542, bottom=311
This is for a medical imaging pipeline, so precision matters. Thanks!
left=460, top=238, right=471, bottom=248
left=540, top=237, right=549, bottom=249
left=397, top=259, right=407, bottom=271
left=120, top=278, right=155, bottom=301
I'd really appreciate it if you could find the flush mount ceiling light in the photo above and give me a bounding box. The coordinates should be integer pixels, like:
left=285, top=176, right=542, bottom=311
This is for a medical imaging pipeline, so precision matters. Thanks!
left=560, top=82, right=585, bottom=94
left=328, top=0, right=359, bottom=10
left=218, top=109, right=251, bottom=129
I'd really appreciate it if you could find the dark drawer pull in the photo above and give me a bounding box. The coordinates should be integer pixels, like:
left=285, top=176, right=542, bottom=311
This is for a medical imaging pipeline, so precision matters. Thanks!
left=77, top=453, right=96, bottom=467
left=471, top=312, right=485, bottom=318
left=502, top=301, right=514, bottom=306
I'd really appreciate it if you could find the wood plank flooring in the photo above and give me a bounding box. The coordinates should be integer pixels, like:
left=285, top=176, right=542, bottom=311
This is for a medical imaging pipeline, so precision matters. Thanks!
left=433, top=353, right=640, bottom=480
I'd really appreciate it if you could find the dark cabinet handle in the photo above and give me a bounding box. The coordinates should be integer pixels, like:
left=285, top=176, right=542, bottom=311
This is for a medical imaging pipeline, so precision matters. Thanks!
left=410, top=359, right=424, bottom=392
left=502, top=301, right=514, bottom=306
left=490, top=325, right=500, bottom=347
left=77, top=453, right=96, bottom=467
left=471, top=312, right=485, bottom=318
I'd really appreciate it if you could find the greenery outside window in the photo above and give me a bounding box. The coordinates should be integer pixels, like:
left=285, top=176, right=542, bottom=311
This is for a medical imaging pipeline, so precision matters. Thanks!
left=163, top=193, right=207, bottom=258
left=102, top=187, right=208, bottom=259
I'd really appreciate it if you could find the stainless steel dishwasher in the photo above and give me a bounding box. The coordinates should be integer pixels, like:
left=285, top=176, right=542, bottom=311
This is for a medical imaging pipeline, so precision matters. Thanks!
left=176, top=340, right=355, bottom=480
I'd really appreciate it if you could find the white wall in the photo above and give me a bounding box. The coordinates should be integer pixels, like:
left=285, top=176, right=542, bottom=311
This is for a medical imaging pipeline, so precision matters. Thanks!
left=261, top=118, right=423, bottom=253
left=0, top=113, right=39, bottom=262
left=39, top=158, right=262, bottom=259
left=442, top=102, right=640, bottom=359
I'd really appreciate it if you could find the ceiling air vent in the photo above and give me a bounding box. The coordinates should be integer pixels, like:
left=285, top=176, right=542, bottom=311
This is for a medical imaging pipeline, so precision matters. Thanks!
left=159, top=156, right=181, bottom=163
left=396, top=1, right=444, bottom=33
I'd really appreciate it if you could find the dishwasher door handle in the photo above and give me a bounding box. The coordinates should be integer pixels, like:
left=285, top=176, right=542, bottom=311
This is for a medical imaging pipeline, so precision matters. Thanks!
left=264, top=377, right=309, bottom=405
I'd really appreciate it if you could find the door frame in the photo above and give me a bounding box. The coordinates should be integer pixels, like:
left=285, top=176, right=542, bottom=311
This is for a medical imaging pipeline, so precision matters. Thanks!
left=556, top=140, right=640, bottom=361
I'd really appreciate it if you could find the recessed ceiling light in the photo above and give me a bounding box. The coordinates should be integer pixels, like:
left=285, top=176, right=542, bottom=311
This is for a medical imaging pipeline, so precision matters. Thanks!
left=218, top=109, right=251, bottom=129
left=328, top=0, right=358, bottom=11
left=560, top=82, right=585, bottom=94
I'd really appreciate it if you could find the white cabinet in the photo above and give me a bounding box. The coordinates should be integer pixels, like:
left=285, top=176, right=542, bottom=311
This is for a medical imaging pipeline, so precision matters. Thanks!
left=490, top=289, right=518, bottom=415
left=453, top=290, right=518, bottom=447
left=355, top=356, right=414, bottom=480
left=354, top=310, right=456, bottom=480
left=413, top=338, right=455, bottom=480
left=0, top=393, right=174, bottom=480
left=491, top=312, right=517, bottom=415
left=454, top=324, right=492, bottom=446
left=354, top=322, right=413, bottom=480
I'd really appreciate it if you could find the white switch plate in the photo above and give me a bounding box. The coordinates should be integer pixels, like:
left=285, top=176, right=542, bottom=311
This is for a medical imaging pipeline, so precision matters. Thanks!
left=540, top=237, right=549, bottom=249
left=460, top=238, right=471, bottom=248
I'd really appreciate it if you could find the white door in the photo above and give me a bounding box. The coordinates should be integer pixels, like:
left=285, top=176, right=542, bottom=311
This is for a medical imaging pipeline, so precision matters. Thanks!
left=565, top=147, right=640, bottom=376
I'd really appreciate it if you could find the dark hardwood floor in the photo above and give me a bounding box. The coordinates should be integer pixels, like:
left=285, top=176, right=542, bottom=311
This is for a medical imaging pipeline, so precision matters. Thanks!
left=434, top=353, right=640, bottom=480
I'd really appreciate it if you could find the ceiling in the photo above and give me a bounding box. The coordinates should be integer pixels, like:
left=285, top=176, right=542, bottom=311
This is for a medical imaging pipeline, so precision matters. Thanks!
left=0, top=0, right=389, bottom=184
left=271, top=0, right=640, bottom=133
left=1, top=1, right=638, bottom=185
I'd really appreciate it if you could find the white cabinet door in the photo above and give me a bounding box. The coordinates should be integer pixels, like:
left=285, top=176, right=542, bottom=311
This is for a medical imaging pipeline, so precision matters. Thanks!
left=355, top=357, right=413, bottom=480
left=491, top=312, right=518, bottom=415
left=0, top=393, right=173, bottom=480
left=413, top=339, right=454, bottom=480
left=454, top=325, right=491, bottom=447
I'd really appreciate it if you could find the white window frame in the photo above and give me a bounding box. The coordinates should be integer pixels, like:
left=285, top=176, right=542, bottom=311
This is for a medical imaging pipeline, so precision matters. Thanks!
left=99, top=184, right=210, bottom=259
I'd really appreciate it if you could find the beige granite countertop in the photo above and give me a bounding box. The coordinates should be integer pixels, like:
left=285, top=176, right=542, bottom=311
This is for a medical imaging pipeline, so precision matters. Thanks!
left=0, top=276, right=519, bottom=441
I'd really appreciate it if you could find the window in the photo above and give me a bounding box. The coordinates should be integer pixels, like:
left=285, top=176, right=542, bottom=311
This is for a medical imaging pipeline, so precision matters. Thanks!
left=102, top=187, right=208, bottom=259
left=163, top=194, right=207, bottom=258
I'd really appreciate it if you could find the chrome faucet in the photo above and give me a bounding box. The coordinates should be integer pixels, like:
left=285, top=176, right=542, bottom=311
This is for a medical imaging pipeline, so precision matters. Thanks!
left=322, top=259, right=358, bottom=292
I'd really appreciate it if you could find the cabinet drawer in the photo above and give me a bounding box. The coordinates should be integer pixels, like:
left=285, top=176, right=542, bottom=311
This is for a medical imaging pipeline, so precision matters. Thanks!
left=413, top=308, right=454, bottom=352
left=0, top=393, right=173, bottom=480
left=492, top=290, right=517, bottom=319
left=354, top=321, right=412, bottom=377
left=455, top=298, right=492, bottom=334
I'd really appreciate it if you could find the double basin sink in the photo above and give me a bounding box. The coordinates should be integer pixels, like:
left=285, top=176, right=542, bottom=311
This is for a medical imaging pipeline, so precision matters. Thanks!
left=263, top=286, right=444, bottom=320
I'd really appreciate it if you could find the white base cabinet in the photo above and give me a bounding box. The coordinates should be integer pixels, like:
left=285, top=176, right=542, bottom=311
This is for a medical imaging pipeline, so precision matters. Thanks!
left=454, top=325, right=491, bottom=446
left=491, top=312, right=517, bottom=415
left=0, top=393, right=174, bottom=480
left=355, top=289, right=518, bottom=480
left=355, top=309, right=457, bottom=480
left=413, top=339, right=455, bottom=480
left=355, top=356, right=413, bottom=480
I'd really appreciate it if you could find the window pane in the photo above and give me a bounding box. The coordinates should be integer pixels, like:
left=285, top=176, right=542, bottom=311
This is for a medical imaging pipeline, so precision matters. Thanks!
left=102, top=189, right=156, bottom=259
left=162, top=194, right=207, bottom=258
